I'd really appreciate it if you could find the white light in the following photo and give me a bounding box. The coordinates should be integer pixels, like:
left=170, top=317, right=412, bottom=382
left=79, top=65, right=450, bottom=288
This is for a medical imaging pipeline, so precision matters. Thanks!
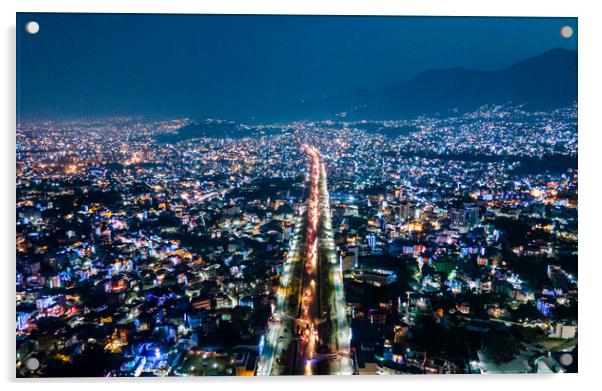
left=25, top=21, right=40, bottom=34
left=560, top=25, right=573, bottom=39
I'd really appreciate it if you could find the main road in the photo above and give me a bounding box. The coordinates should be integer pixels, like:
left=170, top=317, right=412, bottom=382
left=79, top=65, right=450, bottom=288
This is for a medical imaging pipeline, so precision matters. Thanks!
left=257, top=145, right=353, bottom=376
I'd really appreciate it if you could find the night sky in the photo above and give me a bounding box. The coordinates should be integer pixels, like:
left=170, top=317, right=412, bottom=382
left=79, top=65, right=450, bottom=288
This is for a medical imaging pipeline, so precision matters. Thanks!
left=16, top=13, right=577, bottom=120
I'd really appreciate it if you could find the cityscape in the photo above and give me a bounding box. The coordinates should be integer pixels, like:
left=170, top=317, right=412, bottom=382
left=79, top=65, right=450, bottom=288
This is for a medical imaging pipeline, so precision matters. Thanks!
left=16, top=14, right=577, bottom=376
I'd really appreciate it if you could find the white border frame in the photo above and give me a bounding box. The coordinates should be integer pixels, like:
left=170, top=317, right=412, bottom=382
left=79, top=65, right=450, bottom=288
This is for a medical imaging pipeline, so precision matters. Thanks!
left=3, top=1, right=600, bottom=391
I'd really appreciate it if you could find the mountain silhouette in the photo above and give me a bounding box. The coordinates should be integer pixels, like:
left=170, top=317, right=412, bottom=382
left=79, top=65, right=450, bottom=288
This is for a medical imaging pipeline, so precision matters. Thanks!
left=297, top=48, right=577, bottom=120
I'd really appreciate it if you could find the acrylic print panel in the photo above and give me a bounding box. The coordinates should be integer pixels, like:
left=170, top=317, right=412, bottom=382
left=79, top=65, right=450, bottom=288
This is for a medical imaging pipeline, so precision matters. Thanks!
left=15, top=13, right=578, bottom=377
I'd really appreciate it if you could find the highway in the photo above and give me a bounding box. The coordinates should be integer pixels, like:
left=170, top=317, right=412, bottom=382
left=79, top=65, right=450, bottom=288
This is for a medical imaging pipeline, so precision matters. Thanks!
left=257, top=144, right=353, bottom=376
left=255, top=207, right=304, bottom=376
left=316, top=155, right=353, bottom=375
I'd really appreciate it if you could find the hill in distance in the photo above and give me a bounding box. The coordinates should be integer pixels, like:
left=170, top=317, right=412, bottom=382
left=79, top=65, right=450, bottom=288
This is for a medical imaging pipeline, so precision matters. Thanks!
left=156, top=119, right=286, bottom=143
left=297, top=48, right=577, bottom=120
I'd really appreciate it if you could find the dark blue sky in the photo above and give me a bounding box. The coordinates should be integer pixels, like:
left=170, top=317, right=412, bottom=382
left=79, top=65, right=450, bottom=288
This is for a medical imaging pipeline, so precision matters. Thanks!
left=17, top=13, right=577, bottom=121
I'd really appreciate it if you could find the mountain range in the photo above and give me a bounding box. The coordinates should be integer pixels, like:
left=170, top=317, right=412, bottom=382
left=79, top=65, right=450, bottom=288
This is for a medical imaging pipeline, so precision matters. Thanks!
left=164, top=48, right=577, bottom=141
left=293, top=48, right=577, bottom=120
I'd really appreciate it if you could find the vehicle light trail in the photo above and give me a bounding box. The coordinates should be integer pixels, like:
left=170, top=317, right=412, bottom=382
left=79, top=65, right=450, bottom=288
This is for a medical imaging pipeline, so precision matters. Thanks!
left=258, top=144, right=352, bottom=375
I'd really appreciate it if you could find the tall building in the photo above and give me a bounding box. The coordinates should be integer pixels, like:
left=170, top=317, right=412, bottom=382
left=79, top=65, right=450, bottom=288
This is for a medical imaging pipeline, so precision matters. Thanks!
left=448, top=205, right=480, bottom=229
left=342, top=247, right=359, bottom=272
left=465, top=204, right=480, bottom=228
left=397, top=201, right=412, bottom=222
